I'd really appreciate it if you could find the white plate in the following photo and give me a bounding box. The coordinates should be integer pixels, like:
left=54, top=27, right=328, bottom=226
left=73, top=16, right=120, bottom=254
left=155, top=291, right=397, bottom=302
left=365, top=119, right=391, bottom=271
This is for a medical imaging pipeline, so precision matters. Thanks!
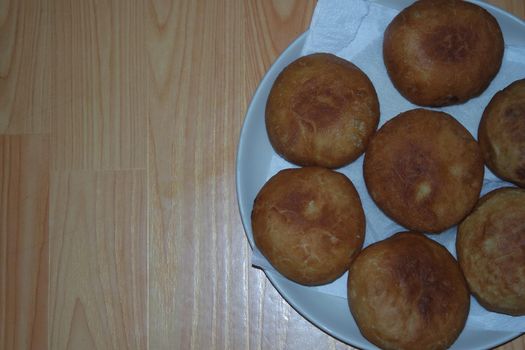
left=236, top=1, right=525, bottom=349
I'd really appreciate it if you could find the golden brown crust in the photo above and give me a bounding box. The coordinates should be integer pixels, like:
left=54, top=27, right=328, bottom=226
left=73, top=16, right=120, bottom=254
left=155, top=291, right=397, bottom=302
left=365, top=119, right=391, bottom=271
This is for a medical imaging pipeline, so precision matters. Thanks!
left=348, top=232, right=469, bottom=350
left=478, top=79, right=525, bottom=187
left=251, top=167, right=365, bottom=285
left=383, top=0, right=504, bottom=107
left=266, top=53, right=380, bottom=168
left=364, top=109, right=484, bottom=233
left=457, top=187, right=525, bottom=315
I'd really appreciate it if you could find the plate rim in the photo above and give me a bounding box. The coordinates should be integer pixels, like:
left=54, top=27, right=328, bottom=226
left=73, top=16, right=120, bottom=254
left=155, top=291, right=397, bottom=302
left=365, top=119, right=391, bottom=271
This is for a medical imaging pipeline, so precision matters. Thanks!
left=235, top=1, right=525, bottom=349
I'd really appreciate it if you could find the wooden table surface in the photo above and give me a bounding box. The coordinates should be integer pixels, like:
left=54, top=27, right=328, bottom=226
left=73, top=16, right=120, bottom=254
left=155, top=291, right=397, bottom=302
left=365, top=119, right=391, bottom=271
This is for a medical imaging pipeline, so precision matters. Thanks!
left=1, top=0, right=524, bottom=349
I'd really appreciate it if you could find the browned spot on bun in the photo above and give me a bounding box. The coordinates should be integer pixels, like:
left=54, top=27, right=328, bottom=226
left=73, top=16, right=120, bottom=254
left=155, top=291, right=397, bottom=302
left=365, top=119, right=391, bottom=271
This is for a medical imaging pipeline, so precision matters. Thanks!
left=516, top=166, right=525, bottom=181
left=393, top=240, right=461, bottom=323
left=291, top=78, right=348, bottom=129
left=423, top=25, right=477, bottom=63
left=348, top=232, right=469, bottom=350
left=383, top=0, right=504, bottom=106
left=457, top=188, right=525, bottom=315
left=390, top=253, right=451, bottom=324
left=394, top=144, right=434, bottom=183
left=276, top=189, right=311, bottom=215
left=392, top=144, right=440, bottom=208
left=478, top=79, right=525, bottom=187
left=505, top=103, right=525, bottom=118
left=503, top=103, right=525, bottom=141
left=266, top=53, right=380, bottom=168
left=364, top=109, right=484, bottom=232
left=251, top=167, right=365, bottom=286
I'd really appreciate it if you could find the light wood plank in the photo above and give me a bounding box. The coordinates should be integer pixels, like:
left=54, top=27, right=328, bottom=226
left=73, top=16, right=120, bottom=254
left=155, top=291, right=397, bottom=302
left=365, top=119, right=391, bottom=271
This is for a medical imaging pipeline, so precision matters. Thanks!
left=147, top=0, right=249, bottom=348
left=51, top=0, right=147, bottom=170
left=49, top=170, right=146, bottom=349
left=0, top=0, right=53, bottom=134
left=0, top=135, right=49, bottom=350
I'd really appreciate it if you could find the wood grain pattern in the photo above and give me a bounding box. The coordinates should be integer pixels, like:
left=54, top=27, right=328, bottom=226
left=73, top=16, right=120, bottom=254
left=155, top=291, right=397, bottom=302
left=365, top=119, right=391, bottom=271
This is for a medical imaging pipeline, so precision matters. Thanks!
left=0, top=135, right=48, bottom=350
left=146, top=0, right=247, bottom=347
left=0, top=0, right=523, bottom=350
left=51, top=0, right=146, bottom=170
left=49, top=170, right=146, bottom=349
left=0, top=0, right=53, bottom=134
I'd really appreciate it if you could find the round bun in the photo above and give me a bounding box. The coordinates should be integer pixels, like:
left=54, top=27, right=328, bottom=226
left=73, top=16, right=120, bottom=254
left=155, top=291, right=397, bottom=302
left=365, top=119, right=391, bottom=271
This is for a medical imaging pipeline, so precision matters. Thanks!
left=478, top=79, right=525, bottom=187
left=251, top=167, right=365, bottom=285
left=266, top=53, right=380, bottom=168
left=457, top=187, right=525, bottom=316
left=383, top=0, right=504, bottom=107
left=364, top=109, right=484, bottom=233
left=348, top=232, right=470, bottom=350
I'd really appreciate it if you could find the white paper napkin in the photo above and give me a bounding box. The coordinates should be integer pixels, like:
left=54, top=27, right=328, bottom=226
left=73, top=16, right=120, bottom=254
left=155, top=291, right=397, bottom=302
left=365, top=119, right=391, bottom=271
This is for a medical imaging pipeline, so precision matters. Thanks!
left=252, top=0, right=525, bottom=331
